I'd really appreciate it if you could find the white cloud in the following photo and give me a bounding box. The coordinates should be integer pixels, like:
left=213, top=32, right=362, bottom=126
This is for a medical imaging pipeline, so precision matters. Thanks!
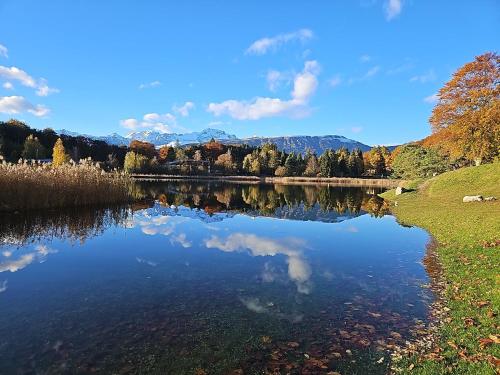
left=328, top=75, right=342, bottom=87
left=424, top=93, right=439, bottom=104
left=138, top=80, right=161, bottom=89
left=246, top=28, right=313, bottom=55
left=266, top=70, right=287, bottom=92
left=0, top=45, right=8, bottom=58
left=351, top=126, right=363, bottom=133
left=2, top=82, right=13, bottom=90
left=0, top=280, right=6, bottom=293
left=0, top=66, right=58, bottom=96
left=385, top=0, right=403, bottom=20
left=410, top=69, right=436, bottom=83
left=120, top=112, right=177, bottom=133
left=207, top=60, right=320, bottom=121
left=0, top=96, right=50, bottom=117
left=173, top=101, right=195, bottom=117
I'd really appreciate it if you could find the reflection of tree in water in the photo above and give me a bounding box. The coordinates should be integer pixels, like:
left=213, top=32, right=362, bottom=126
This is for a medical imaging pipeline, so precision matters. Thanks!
left=137, top=181, right=390, bottom=218
left=0, top=206, right=130, bottom=247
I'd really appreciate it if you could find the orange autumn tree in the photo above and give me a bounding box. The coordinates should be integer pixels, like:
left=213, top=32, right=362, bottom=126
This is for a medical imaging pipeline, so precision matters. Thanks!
left=429, top=52, right=500, bottom=164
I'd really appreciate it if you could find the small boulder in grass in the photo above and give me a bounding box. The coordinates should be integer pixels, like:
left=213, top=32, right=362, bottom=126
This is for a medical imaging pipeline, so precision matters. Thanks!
left=462, top=195, right=483, bottom=203
left=395, top=186, right=407, bottom=196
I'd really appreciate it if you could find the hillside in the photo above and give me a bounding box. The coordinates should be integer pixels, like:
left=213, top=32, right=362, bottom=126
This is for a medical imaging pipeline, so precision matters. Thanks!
left=229, top=134, right=371, bottom=153
left=380, top=163, right=500, bottom=374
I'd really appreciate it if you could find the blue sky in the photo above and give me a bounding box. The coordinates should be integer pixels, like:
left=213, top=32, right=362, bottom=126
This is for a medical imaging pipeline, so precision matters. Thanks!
left=0, top=0, right=498, bottom=145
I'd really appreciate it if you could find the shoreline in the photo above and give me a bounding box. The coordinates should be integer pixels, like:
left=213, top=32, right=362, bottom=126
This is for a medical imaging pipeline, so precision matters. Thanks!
left=130, top=174, right=403, bottom=188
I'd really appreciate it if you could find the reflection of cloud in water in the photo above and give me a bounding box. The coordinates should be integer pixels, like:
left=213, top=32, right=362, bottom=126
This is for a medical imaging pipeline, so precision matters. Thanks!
left=239, top=296, right=303, bottom=322
left=239, top=296, right=268, bottom=313
left=204, top=233, right=312, bottom=294
left=131, top=212, right=189, bottom=238
left=136, top=257, right=158, bottom=267
left=0, top=253, right=36, bottom=272
left=2, top=250, right=12, bottom=257
left=0, top=245, right=57, bottom=273
left=0, top=280, right=7, bottom=293
left=170, top=233, right=192, bottom=248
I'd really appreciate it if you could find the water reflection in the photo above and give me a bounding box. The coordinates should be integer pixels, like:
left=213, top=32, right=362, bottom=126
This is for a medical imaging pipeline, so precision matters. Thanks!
left=137, top=181, right=390, bottom=220
left=0, top=206, right=130, bottom=246
left=0, top=182, right=432, bottom=375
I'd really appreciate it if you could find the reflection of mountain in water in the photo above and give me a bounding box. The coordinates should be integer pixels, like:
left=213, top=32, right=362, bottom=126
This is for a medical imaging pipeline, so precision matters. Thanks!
left=247, top=203, right=366, bottom=223
left=144, top=204, right=235, bottom=223
left=137, top=181, right=390, bottom=223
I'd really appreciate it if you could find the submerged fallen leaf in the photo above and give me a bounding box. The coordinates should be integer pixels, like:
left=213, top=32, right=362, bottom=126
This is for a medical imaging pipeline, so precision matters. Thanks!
left=477, top=301, right=490, bottom=308
left=479, top=338, right=494, bottom=349
left=488, top=334, right=500, bottom=344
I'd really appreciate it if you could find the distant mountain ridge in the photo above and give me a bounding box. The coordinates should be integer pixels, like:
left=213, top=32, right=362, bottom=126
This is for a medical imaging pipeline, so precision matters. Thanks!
left=58, top=128, right=373, bottom=154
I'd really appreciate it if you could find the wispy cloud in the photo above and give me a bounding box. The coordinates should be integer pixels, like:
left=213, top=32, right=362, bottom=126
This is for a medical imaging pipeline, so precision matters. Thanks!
left=360, top=54, right=371, bottom=63
left=386, top=60, right=414, bottom=75
left=246, top=28, right=313, bottom=55
left=172, top=101, right=195, bottom=117
left=410, top=69, right=436, bottom=83
left=138, top=80, right=161, bottom=89
left=0, top=45, right=8, bottom=58
left=208, top=60, right=320, bottom=121
left=351, top=126, right=363, bottom=133
left=348, top=65, right=381, bottom=84
left=424, top=93, right=439, bottom=104
left=365, top=66, right=380, bottom=78
left=266, top=69, right=292, bottom=92
left=328, top=75, right=342, bottom=88
left=385, top=0, right=403, bottom=20
left=0, top=66, right=59, bottom=96
left=120, top=112, right=177, bottom=133
left=0, top=95, right=50, bottom=117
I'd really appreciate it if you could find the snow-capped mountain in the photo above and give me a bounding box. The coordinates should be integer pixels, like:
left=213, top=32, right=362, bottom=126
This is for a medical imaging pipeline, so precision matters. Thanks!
left=58, top=128, right=373, bottom=154
left=126, top=128, right=238, bottom=147
left=59, top=128, right=238, bottom=147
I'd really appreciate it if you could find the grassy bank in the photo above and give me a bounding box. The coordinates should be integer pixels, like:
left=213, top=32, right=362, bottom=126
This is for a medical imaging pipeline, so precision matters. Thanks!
left=0, top=160, right=135, bottom=211
left=131, top=174, right=402, bottom=188
left=380, top=163, right=500, bottom=374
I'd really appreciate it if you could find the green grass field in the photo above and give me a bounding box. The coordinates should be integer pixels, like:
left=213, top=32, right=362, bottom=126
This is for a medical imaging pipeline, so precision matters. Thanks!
left=380, top=163, right=500, bottom=374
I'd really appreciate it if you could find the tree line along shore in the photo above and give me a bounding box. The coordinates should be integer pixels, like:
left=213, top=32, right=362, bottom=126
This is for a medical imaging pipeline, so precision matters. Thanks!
left=0, top=52, right=498, bottom=212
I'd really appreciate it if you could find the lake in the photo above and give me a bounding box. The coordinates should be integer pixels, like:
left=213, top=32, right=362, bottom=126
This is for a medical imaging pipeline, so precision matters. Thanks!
left=0, top=182, right=434, bottom=374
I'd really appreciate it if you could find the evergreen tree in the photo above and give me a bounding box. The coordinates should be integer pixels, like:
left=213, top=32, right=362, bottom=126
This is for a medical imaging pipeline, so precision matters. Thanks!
left=284, top=152, right=297, bottom=176
left=22, top=135, right=46, bottom=159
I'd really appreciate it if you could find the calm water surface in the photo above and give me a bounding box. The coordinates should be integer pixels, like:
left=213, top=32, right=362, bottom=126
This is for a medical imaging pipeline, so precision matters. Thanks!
left=0, top=182, right=433, bottom=374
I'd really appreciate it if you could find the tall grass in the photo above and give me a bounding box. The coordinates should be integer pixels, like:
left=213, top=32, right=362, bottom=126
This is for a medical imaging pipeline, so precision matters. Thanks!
left=0, top=159, right=134, bottom=211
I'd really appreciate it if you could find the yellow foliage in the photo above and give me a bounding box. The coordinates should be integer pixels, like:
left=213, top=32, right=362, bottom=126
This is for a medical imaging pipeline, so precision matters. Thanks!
left=52, top=138, right=70, bottom=166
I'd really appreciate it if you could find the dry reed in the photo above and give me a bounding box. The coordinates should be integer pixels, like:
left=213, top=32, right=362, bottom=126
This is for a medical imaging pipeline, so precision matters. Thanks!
left=0, top=159, right=134, bottom=211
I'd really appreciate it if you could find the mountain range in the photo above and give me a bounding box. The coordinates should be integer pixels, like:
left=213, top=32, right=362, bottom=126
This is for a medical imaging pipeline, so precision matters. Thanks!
left=58, top=128, right=373, bottom=154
